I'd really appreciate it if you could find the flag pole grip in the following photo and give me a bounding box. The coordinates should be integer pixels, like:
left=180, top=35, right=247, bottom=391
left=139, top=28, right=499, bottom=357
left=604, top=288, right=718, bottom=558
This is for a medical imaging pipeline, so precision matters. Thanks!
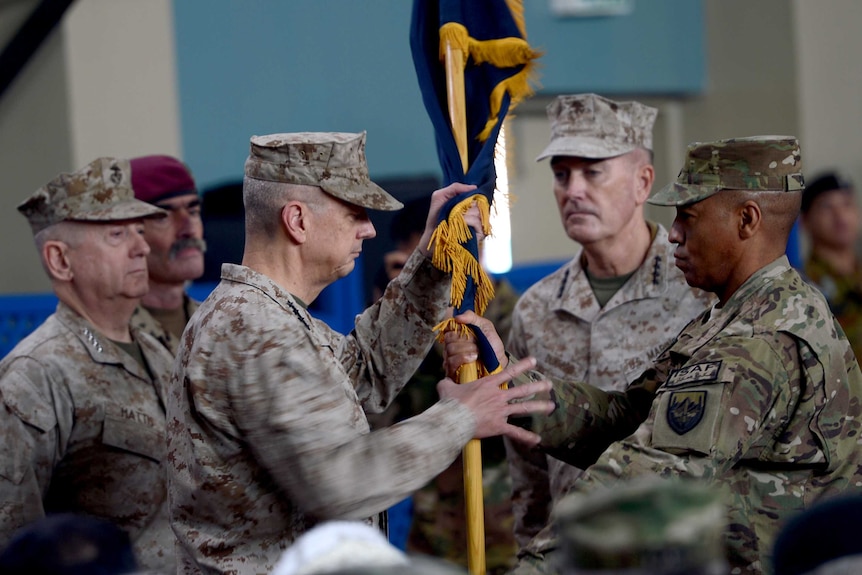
left=444, top=36, right=486, bottom=575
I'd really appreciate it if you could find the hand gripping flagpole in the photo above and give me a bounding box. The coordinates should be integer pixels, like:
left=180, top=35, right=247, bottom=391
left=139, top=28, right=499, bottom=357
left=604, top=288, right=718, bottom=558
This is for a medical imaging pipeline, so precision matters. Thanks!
left=410, top=3, right=540, bottom=572
left=443, top=36, right=486, bottom=575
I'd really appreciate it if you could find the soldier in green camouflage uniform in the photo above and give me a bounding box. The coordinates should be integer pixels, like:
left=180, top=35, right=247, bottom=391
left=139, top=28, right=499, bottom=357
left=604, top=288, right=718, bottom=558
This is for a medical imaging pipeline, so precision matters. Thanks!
left=129, top=155, right=205, bottom=354
left=166, top=132, right=555, bottom=575
left=799, top=171, right=862, bottom=363
left=456, top=136, right=862, bottom=575
left=0, top=158, right=176, bottom=572
left=505, top=94, right=714, bottom=562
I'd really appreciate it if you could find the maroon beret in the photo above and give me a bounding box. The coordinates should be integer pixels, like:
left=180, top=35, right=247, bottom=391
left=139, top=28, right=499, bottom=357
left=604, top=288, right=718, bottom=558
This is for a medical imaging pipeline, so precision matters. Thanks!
left=130, top=155, right=197, bottom=204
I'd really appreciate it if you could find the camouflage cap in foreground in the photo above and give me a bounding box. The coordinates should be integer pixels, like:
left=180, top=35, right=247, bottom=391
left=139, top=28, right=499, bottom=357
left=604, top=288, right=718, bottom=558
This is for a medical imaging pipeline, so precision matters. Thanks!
left=649, top=135, right=804, bottom=207
left=244, top=131, right=403, bottom=211
left=536, top=93, right=657, bottom=161
left=18, top=157, right=167, bottom=235
left=553, top=479, right=728, bottom=574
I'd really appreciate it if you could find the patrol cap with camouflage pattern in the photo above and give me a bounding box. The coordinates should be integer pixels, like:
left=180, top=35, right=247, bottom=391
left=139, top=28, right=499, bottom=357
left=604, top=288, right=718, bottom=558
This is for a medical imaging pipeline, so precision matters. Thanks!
left=244, top=131, right=403, bottom=211
left=649, top=135, right=804, bottom=207
left=536, top=93, right=657, bottom=161
left=18, top=157, right=167, bottom=235
left=553, top=479, right=728, bottom=575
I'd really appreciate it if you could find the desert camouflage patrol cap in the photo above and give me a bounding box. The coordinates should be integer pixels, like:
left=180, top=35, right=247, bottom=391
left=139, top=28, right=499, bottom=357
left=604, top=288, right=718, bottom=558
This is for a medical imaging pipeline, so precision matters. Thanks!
left=536, top=93, right=657, bottom=161
left=18, top=157, right=167, bottom=235
left=649, top=135, right=804, bottom=207
left=553, top=479, right=728, bottom=574
left=244, top=131, right=403, bottom=211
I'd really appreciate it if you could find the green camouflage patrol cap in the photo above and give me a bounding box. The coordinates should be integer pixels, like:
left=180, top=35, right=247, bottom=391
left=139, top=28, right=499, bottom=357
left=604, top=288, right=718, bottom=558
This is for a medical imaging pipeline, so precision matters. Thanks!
left=553, top=479, right=728, bottom=574
left=18, top=157, right=167, bottom=235
left=536, top=94, right=657, bottom=161
left=244, top=131, right=403, bottom=211
left=649, top=135, right=804, bottom=207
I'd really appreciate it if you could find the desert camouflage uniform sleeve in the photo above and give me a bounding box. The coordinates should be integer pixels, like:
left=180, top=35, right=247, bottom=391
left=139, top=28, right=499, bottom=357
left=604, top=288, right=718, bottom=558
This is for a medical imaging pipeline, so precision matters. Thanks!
left=504, top=304, right=553, bottom=551
left=0, top=358, right=65, bottom=545
left=578, top=333, right=798, bottom=488
left=231, top=315, right=475, bottom=521
left=336, top=249, right=451, bottom=413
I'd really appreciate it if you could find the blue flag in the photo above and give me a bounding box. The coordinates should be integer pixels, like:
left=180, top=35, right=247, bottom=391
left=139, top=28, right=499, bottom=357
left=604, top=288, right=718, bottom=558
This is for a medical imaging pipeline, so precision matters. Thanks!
left=410, top=0, right=539, bottom=374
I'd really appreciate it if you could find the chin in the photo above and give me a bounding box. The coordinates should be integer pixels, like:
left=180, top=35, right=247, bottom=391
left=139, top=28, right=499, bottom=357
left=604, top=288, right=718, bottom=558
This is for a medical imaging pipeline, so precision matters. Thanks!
left=336, top=262, right=356, bottom=279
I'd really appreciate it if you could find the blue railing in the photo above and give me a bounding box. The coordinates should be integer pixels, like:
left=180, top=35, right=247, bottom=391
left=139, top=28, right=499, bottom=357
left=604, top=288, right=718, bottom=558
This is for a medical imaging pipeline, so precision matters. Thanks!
left=0, top=260, right=566, bottom=360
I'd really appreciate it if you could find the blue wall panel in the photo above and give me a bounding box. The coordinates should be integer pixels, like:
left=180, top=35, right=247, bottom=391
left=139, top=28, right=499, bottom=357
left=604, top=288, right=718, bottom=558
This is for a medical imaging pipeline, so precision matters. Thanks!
left=524, top=1, right=705, bottom=95
left=173, top=1, right=704, bottom=189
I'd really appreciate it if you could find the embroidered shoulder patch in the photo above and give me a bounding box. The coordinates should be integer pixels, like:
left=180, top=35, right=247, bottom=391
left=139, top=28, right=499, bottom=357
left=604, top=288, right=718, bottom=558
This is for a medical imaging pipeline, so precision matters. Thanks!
left=667, top=391, right=706, bottom=435
left=665, top=361, right=722, bottom=388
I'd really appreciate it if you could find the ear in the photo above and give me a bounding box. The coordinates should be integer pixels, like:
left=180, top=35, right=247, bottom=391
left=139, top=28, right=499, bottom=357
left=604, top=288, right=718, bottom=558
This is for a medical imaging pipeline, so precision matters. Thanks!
left=43, top=240, right=74, bottom=282
left=633, top=162, right=655, bottom=205
left=738, top=200, right=762, bottom=239
left=281, top=201, right=310, bottom=244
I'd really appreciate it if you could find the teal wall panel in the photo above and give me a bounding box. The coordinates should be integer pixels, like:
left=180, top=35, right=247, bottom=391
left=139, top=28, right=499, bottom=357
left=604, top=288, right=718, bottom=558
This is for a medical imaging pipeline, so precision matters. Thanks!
left=173, top=1, right=704, bottom=188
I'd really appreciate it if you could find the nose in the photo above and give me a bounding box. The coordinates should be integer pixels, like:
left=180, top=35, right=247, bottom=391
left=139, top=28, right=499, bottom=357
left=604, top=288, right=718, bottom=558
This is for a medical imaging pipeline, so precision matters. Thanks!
left=668, top=218, right=683, bottom=245
left=360, top=219, right=377, bottom=240
left=133, top=226, right=151, bottom=256
left=563, top=172, right=588, bottom=201
left=174, top=206, right=202, bottom=239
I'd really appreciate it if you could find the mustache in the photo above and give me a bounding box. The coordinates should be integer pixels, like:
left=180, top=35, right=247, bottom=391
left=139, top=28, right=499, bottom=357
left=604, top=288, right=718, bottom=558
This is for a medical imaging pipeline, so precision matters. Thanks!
left=169, top=237, right=207, bottom=259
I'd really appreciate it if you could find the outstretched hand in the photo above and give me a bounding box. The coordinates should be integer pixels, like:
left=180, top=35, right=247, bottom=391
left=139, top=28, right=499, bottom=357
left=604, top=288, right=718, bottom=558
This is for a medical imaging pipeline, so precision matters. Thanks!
left=438, top=356, right=554, bottom=446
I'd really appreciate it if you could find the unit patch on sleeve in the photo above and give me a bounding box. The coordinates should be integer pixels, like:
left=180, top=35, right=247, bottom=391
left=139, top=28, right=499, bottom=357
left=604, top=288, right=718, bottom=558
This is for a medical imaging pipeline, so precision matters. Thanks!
left=667, top=391, right=706, bottom=435
left=665, top=361, right=722, bottom=388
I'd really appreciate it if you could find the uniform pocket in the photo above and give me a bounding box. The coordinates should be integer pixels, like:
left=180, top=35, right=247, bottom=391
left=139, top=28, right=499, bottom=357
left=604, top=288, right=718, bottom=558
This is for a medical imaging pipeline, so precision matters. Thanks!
left=102, top=414, right=164, bottom=463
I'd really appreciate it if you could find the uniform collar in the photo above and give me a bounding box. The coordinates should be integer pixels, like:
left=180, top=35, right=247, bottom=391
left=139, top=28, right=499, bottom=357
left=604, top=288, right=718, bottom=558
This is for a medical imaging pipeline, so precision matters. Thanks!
left=220, top=263, right=314, bottom=331
left=54, top=301, right=155, bottom=383
left=554, top=222, right=677, bottom=319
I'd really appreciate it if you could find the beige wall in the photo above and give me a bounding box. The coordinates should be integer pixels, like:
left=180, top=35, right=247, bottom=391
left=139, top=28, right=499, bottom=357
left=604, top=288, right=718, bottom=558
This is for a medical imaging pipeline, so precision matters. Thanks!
left=793, top=0, right=862, bottom=186
left=0, top=0, right=179, bottom=294
left=0, top=0, right=72, bottom=293
left=63, top=0, right=181, bottom=167
left=508, top=0, right=800, bottom=265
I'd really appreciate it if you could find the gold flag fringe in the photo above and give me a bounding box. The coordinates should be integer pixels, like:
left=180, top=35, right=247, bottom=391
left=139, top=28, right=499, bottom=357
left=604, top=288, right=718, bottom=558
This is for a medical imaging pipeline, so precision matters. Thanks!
left=428, top=194, right=494, bottom=314
left=431, top=3, right=540, bottom=378
left=438, top=21, right=541, bottom=143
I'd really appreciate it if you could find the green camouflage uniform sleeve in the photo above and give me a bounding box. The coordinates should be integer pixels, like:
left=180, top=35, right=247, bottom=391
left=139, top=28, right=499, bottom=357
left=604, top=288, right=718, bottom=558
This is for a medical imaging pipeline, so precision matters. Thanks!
left=528, top=369, right=661, bottom=470
left=580, top=334, right=796, bottom=486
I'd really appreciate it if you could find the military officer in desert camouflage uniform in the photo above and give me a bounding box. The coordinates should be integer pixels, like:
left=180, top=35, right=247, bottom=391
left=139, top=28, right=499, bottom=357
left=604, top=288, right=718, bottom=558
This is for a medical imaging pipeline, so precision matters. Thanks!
left=0, top=158, right=175, bottom=572
left=505, top=93, right=713, bottom=558
left=166, top=131, right=555, bottom=575
left=129, top=154, right=206, bottom=354
left=457, top=136, right=862, bottom=574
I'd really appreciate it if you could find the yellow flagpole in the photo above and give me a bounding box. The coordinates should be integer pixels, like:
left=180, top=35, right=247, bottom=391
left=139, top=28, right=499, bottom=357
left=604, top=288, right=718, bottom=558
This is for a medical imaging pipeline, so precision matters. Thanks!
left=444, top=37, right=486, bottom=575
